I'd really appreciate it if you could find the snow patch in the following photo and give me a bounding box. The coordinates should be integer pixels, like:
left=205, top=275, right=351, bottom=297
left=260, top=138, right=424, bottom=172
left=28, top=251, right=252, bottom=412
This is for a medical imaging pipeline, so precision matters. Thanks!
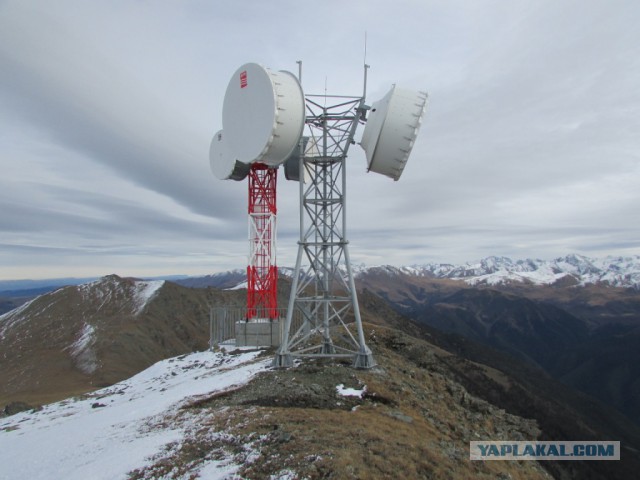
left=133, top=280, right=164, bottom=314
left=0, top=350, right=270, bottom=480
left=193, top=456, right=243, bottom=478
left=69, top=323, right=98, bottom=374
left=336, top=384, right=367, bottom=398
left=227, top=280, right=248, bottom=291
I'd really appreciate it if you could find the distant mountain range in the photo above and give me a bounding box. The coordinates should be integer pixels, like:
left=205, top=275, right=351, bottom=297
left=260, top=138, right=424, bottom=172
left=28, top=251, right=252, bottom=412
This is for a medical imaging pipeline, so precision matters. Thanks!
left=171, top=254, right=640, bottom=291
left=173, top=269, right=246, bottom=290
left=2, top=254, right=637, bottom=300
left=354, top=254, right=640, bottom=289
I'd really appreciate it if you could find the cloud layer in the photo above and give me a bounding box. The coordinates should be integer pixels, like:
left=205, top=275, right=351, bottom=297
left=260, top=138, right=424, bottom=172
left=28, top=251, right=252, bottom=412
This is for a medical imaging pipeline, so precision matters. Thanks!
left=1, top=0, right=639, bottom=279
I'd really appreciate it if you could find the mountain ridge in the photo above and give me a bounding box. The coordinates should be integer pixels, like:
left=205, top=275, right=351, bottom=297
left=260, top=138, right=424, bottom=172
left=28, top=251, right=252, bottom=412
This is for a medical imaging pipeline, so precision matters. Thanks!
left=169, top=254, right=640, bottom=291
left=0, top=274, right=233, bottom=407
left=355, top=253, right=640, bottom=289
left=2, top=253, right=638, bottom=298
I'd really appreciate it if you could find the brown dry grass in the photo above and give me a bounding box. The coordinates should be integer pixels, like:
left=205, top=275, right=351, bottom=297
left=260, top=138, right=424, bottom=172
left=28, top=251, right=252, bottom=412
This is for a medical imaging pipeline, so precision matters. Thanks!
left=132, top=325, right=550, bottom=480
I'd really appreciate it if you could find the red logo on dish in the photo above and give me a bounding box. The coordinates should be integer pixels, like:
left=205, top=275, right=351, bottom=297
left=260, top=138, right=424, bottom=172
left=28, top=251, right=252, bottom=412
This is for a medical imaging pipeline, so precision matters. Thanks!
left=240, top=71, right=248, bottom=88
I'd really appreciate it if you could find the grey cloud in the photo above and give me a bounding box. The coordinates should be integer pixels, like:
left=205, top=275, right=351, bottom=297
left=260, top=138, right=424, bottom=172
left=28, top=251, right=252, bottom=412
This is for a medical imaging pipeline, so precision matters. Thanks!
left=1, top=0, right=639, bottom=279
left=1, top=183, right=246, bottom=246
left=0, top=4, right=245, bottom=223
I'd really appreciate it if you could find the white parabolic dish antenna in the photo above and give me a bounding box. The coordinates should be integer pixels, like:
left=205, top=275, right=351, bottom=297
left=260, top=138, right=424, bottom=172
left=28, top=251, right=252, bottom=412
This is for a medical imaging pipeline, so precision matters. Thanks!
left=222, top=63, right=305, bottom=166
left=360, top=86, right=428, bottom=181
left=209, top=130, right=250, bottom=181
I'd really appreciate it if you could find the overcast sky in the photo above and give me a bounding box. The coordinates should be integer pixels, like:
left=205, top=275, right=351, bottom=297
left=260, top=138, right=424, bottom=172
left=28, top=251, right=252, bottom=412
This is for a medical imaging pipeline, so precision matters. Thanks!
left=1, top=0, right=639, bottom=280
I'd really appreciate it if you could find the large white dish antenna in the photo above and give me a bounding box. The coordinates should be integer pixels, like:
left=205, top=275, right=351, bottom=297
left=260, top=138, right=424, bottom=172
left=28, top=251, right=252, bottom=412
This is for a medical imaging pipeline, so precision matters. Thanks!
left=360, top=86, right=428, bottom=181
left=209, top=130, right=250, bottom=181
left=222, top=63, right=305, bottom=167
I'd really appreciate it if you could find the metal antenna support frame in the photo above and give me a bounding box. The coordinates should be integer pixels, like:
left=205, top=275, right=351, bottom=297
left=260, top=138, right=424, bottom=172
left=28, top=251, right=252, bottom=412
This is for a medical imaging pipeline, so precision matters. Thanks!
left=247, top=163, right=278, bottom=320
left=273, top=85, right=376, bottom=369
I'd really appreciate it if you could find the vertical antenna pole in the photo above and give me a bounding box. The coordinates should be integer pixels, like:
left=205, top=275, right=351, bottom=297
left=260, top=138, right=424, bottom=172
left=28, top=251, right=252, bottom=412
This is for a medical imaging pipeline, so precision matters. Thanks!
left=364, top=31, right=368, bottom=65
left=363, top=63, right=370, bottom=101
left=363, top=31, right=369, bottom=99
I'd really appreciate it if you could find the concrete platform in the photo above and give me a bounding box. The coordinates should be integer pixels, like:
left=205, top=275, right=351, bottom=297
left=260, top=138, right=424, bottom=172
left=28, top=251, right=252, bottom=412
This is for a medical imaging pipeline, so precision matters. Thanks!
left=235, top=320, right=280, bottom=347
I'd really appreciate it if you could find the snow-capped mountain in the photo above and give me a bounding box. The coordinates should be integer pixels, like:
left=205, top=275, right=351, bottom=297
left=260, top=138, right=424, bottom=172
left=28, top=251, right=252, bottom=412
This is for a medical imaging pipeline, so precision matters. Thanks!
left=0, top=275, right=165, bottom=378
left=359, top=254, right=640, bottom=289
left=167, top=254, right=640, bottom=291
left=0, top=275, right=221, bottom=408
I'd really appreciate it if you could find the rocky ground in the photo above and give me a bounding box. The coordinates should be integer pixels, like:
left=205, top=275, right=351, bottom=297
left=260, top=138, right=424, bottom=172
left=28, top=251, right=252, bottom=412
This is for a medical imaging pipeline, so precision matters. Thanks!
left=129, top=327, right=552, bottom=480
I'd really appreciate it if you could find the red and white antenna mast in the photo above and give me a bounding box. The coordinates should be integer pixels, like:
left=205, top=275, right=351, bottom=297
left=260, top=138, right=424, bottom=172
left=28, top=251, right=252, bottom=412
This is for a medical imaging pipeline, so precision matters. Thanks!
left=247, top=163, right=278, bottom=319
left=210, top=62, right=305, bottom=342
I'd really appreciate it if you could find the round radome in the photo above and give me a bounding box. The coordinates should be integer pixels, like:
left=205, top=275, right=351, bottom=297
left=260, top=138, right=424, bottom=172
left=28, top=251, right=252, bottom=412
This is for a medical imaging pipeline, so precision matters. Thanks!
left=360, top=86, right=428, bottom=181
left=222, top=63, right=305, bottom=166
left=209, top=130, right=249, bottom=181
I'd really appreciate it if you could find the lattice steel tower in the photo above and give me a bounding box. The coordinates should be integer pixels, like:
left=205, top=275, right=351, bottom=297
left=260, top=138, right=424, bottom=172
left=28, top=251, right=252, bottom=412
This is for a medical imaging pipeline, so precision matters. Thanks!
left=274, top=69, right=376, bottom=368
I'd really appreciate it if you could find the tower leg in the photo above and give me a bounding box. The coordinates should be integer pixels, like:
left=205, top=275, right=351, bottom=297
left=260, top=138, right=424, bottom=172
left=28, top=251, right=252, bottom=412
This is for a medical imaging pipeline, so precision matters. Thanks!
left=273, top=245, right=303, bottom=368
